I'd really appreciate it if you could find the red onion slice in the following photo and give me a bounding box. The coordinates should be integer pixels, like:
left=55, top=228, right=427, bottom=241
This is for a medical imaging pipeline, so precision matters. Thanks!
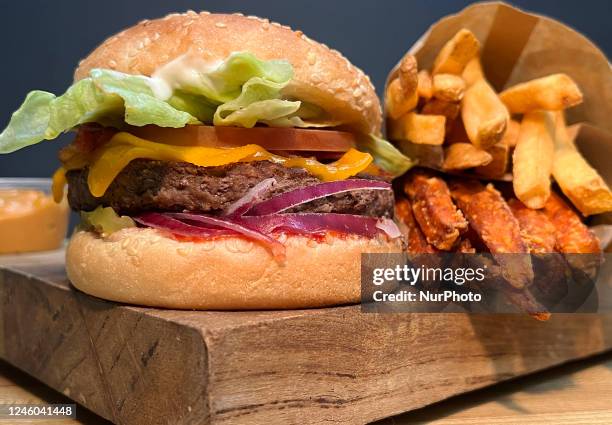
left=166, top=212, right=286, bottom=260
left=247, top=180, right=392, bottom=216
left=135, top=211, right=401, bottom=262
left=134, top=213, right=235, bottom=237
left=223, top=178, right=276, bottom=217
left=237, top=213, right=400, bottom=239
left=376, top=218, right=402, bottom=239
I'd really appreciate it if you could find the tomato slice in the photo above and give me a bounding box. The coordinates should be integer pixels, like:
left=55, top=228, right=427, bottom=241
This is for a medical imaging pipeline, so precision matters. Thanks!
left=126, top=125, right=356, bottom=152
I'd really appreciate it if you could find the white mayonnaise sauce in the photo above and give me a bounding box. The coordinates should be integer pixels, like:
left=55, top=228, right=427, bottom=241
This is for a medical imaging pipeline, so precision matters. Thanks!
left=148, top=54, right=223, bottom=100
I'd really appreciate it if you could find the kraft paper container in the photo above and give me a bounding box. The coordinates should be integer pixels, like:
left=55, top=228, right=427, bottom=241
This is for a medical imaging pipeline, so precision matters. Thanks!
left=385, top=1, right=612, bottom=244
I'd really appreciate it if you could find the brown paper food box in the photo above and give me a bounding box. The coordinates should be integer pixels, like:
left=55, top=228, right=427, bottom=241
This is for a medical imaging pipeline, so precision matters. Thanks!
left=385, top=1, right=612, bottom=243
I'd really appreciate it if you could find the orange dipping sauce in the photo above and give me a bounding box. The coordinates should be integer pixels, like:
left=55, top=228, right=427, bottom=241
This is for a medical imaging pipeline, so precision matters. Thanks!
left=0, top=189, right=69, bottom=254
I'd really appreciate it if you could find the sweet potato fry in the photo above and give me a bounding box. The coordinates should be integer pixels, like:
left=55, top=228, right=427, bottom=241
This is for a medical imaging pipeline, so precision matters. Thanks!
left=474, top=139, right=509, bottom=178
left=542, top=192, right=601, bottom=254
left=461, top=79, right=508, bottom=149
left=542, top=192, right=602, bottom=286
left=388, top=112, right=445, bottom=145
left=462, top=57, right=484, bottom=87
left=432, top=29, right=481, bottom=75
left=385, top=78, right=418, bottom=120
left=552, top=112, right=612, bottom=216
left=508, top=197, right=570, bottom=306
left=500, top=73, right=583, bottom=114
left=449, top=179, right=532, bottom=289
left=417, top=70, right=433, bottom=99
left=404, top=171, right=468, bottom=250
left=508, top=198, right=557, bottom=253
left=395, top=198, right=437, bottom=254
left=432, top=74, right=466, bottom=102
left=513, top=111, right=555, bottom=209
left=443, top=143, right=492, bottom=170
left=398, top=54, right=418, bottom=97
left=456, top=237, right=475, bottom=253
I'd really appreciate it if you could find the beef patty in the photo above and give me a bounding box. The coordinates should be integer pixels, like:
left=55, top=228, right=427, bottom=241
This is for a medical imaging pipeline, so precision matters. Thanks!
left=66, top=159, right=394, bottom=217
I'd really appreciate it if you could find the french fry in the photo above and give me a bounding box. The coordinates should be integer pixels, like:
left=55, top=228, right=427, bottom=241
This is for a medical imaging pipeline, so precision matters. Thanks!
left=432, top=74, right=466, bottom=102
left=500, top=73, right=583, bottom=113
left=432, top=28, right=481, bottom=75
left=421, top=98, right=461, bottom=132
left=551, top=111, right=612, bottom=216
left=565, top=123, right=580, bottom=147
left=512, top=111, right=555, bottom=209
left=443, top=143, right=492, bottom=170
left=462, top=57, right=484, bottom=86
left=395, top=141, right=445, bottom=169
left=445, top=119, right=471, bottom=145
left=461, top=79, right=509, bottom=149
left=504, top=119, right=521, bottom=148
left=474, top=139, right=509, bottom=178
left=398, top=54, right=418, bottom=97
left=385, top=78, right=418, bottom=120
left=417, top=70, right=433, bottom=99
left=388, top=112, right=446, bottom=145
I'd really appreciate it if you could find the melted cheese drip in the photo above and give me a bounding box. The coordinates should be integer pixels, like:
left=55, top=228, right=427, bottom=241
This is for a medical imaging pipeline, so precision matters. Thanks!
left=53, top=132, right=373, bottom=199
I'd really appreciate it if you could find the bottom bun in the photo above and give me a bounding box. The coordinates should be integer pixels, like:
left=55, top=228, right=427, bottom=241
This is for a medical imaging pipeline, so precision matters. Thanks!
left=66, top=228, right=403, bottom=310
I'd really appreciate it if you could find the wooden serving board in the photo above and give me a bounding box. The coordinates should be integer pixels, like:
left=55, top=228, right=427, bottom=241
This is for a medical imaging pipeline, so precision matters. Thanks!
left=1, top=250, right=612, bottom=425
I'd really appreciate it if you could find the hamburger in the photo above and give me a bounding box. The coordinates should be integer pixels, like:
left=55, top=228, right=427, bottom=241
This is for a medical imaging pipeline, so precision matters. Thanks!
left=0, top=11, right=412, bottom=309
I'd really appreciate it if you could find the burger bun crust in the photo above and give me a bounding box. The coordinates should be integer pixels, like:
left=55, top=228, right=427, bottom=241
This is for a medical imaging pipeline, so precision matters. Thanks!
left=66, top=228, right=403, bottom=310
left=74, top=12, right=381, bottom=135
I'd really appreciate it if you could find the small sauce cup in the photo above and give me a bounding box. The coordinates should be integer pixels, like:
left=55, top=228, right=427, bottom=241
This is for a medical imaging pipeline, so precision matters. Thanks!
left=0, top=178, right=69, bottom=254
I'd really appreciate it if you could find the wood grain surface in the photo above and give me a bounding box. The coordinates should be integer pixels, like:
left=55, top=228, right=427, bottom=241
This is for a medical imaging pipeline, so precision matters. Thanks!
left=1, top=250, right=612, bottom=424
left=380, top=351, right=612, bottom=424
left=0, top=359, right=109, bottom=424
left=2, top=348, right=612, bottom=424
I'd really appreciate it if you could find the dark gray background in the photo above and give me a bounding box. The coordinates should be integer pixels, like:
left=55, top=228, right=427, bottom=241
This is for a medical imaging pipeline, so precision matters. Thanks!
left=0, top=0, right=610, bottom=177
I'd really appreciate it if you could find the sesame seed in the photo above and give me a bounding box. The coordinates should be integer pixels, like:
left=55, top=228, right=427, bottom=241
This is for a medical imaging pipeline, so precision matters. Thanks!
left=215, top=22, right=227, bottom=28
left=307, top=52, right=317, bottom=65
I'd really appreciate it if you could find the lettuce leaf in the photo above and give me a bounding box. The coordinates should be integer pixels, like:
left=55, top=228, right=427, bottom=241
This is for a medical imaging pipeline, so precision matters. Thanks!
left=0, top=52, right=309, bottom=154
left=0, top=50, right=413, bottom=178
left=213, top=77, right=300, bottom=127
left=170, top=52, right=293, bottom=103
left=0, top=70, right=200, bottom=154
left=357, top=134, right=416, bottom=177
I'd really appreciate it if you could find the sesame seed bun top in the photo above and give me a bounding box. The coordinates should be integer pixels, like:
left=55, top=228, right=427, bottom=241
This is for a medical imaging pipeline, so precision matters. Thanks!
left=74, top=11, right=381, bottom=135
